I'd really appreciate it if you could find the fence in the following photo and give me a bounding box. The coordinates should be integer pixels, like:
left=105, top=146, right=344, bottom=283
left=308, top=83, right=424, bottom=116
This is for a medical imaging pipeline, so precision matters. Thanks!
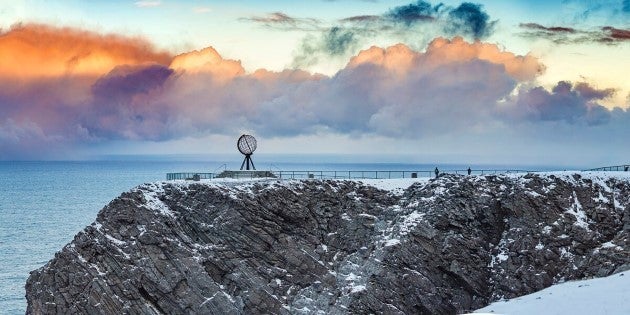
left=166, top=169, right=535, bottom=181
left=272, top=169, right=535, bottom=180
left=586, top=165, right=630, bottom=172
left=166, top=172, right=215, bottom=180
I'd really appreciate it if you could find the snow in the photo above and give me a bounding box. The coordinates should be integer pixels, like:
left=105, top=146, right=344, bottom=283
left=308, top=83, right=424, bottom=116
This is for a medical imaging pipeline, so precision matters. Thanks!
left=489, top=235, right=511, bottom=268
left=139, top=183, right=175, bottom=217
left=398, top=211, right=426, bottom=235
left=472, top=272, right=630, bottom=315
left=356, top=178, right=429, bottom=194
left=593, top=191, right=610, bottom=203
left=566, top=191, right=590, bottom=229
left=350, top=285, right=366, bottom=293
left=598, top=241, right=623, bottom=251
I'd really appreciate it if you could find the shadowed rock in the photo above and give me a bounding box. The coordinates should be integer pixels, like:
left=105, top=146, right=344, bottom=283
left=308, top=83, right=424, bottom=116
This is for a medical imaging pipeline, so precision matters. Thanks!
left=25, top=173, right=630, bottom=314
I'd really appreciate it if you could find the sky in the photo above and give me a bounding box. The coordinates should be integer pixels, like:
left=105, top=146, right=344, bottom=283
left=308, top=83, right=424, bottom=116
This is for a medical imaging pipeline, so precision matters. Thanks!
left=0, top=0, right=629, bottom=167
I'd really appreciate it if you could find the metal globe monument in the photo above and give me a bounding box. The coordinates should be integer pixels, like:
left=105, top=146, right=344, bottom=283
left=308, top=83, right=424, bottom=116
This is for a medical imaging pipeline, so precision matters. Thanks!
left=237, top=134, right=257, bottom=170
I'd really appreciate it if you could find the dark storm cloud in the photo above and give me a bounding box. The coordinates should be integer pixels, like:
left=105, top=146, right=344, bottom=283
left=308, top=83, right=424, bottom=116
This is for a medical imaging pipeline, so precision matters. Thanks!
left=384, top=1, right=495, bottom=38
left=446, top=2, right=495, bottom=38
left=385, top=0, right=442, bottom=25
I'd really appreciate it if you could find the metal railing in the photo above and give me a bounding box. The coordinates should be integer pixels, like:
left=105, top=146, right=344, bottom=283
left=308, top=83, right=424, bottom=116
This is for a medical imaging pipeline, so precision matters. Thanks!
left=166, top=169, right=535, bottom=181
left=585, top=165, right=630, bottom=172
left=166, top=172, right=215, bottom=180
left=273, top=169, right=533, bottom=179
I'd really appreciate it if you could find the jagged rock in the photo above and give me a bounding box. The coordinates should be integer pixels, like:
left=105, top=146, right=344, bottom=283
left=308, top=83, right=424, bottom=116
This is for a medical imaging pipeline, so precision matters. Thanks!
left=25, top=173, right=630, bottom=314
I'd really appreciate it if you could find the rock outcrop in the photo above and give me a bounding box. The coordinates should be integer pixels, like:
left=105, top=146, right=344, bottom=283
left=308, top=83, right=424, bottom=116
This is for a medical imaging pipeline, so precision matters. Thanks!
left=25, top=173, right=630, bottom=314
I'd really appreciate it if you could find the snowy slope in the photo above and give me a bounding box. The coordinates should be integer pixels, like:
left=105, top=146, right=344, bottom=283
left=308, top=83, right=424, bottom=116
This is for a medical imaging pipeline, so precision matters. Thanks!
left=472, top=271, right=630, bottom=315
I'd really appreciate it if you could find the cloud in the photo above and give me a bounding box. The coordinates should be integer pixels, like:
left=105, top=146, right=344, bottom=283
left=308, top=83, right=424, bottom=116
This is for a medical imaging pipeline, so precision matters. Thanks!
left=0, top=119, right=69, bottom=159
left=505, top=81, right=615, bottom=125
left=601, top=26, right=630, bottom=41
left=241, top=12, right=320, bottom=31
left=385, top=1, right=496, bottom=39
left=135, top=1, right=161, bottom=8
left=339, top=15, right=382, bottom=23
left=100, top=37, right=544, bottom=139
left=520, top=23, right=576, bottom=34
left=170, top=47, right=245, bottom=79
left=386, top=0, right=442, bottom=25
left=82, top=64, right=174, bottom=140
left=348, top=37, right=543, bottom=81
left=1, top=23, right=628, bottom=161
left=292, top=26, right=361, bottom=68
left=193, top=7, right=211, bottom=14
left=518, top=23, right=630, bottom=44
left=0, top=23, right=171, bottom=80
left=290, top=1, right=497, bottom=69
left=446, top=2, right=495, bottom=38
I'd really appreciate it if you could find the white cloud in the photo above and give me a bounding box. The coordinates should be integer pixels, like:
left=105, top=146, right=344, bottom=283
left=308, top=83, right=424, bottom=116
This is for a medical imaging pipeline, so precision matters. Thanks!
left=134, top=1, right=161, bottom=8
left=193, top=7, right=211, bottom=14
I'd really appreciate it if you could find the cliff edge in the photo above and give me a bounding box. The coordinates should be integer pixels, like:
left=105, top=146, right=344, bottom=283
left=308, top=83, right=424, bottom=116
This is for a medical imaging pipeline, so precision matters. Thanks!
left=25, top=173, right=630, bottom=314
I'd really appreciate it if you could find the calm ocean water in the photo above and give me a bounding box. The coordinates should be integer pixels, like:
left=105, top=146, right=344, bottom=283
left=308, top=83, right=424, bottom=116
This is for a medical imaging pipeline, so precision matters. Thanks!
left=0, top=160, right=564, bottom=314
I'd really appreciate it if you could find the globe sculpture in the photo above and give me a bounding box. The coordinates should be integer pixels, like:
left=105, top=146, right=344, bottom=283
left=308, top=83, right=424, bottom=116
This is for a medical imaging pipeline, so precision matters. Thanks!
left=237, top=134, right=257, bottom=170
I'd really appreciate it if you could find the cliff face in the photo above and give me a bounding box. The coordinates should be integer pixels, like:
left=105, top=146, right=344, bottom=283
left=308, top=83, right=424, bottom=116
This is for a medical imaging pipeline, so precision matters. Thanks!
left=26, top=173, right=630, bottom=314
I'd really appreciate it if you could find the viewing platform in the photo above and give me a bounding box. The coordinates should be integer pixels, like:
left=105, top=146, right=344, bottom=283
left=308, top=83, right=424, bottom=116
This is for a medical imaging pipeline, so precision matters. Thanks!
left=166, top=164, right=630, bottom=181
left=166, top=169, right=536, bottom=181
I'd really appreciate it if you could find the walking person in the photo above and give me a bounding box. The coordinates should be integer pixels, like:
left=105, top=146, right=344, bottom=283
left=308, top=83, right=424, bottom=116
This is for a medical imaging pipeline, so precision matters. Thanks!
left=434, top=167, right=439, bottom=178
left=467, top=167, right=472, bottom=175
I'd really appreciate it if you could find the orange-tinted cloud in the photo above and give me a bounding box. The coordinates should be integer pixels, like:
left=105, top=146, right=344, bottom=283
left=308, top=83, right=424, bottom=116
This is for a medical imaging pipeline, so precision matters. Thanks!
left=348, top=37, right=544, bottom=81
left=170, top=47, right=245, bottom=80
left=0, top=23, right=171, bottom=80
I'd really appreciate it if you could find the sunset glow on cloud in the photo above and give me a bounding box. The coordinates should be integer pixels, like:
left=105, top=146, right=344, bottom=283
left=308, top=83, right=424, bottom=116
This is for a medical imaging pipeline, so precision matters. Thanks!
left=0, top=1, right=628, bottom=165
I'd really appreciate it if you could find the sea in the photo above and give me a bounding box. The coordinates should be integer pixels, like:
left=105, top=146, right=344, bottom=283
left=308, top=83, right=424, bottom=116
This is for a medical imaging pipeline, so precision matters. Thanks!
left=0, top=159, right=567, bottom=314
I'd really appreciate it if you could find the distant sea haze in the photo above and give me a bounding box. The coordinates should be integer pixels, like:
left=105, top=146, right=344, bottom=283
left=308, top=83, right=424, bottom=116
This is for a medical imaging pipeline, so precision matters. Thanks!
left=0, top=159, right=567, bottom=314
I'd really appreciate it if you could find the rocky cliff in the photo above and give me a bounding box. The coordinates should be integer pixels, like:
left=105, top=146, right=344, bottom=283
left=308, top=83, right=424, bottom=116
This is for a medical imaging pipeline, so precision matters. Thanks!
left=26, top=173, right=630, bottom=314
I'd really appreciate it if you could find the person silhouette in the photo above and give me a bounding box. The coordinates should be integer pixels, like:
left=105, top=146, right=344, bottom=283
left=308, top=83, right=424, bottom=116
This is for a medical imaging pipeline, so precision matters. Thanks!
left=434, top=167, right=439, bottom=178
left=467, top=167, right=472, bottom=175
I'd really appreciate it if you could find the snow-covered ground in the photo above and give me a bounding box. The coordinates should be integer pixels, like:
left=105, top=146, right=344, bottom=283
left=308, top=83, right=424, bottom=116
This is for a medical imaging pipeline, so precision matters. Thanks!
left=470, top=271, right=630, bottom=315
